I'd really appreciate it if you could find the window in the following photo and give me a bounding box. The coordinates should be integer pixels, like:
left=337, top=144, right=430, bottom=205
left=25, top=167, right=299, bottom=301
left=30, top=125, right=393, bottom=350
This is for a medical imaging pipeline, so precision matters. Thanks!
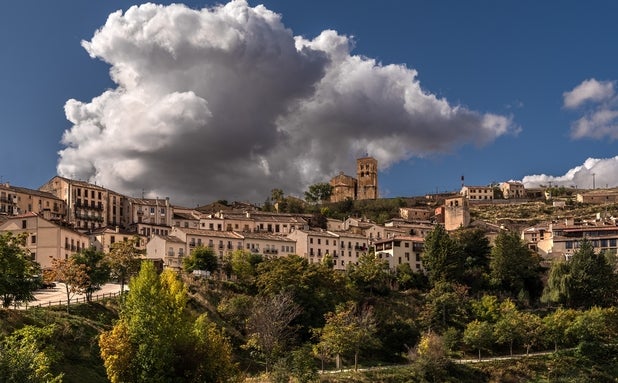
left=111, top=236, right=116, bottom=244
left=31, top=235, right=36, bottom=244
left=21, top=220, right=27, bottom=229
left=91, top=190, right=95, bottom=198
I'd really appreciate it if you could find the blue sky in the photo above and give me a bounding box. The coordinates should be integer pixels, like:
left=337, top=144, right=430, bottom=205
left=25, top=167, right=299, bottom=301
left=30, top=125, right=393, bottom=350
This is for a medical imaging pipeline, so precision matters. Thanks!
left=2, top=1, right=618, bottom=205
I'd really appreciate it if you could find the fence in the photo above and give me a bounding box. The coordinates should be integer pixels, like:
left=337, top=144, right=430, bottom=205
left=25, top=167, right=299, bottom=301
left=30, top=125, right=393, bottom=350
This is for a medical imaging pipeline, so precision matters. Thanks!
left=21, top=290, right=123, bottom=310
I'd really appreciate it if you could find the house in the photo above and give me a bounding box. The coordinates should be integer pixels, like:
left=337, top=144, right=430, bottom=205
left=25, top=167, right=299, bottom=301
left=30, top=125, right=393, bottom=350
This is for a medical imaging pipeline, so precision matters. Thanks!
left=0, top=213, right=89, bottom=269
left=460, top=185, right=494, bottom=201
left=500, top=181, right=526, bottom=199
left=0, top=183, right=65, bottom=221
left=90, top=226, right=145, bottom=254
left=373, top=235, right=425, bottom=271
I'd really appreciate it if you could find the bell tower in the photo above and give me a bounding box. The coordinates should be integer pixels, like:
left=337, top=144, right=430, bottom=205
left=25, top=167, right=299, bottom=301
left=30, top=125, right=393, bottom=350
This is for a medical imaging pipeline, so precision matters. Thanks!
left=356, top=156, right=378, bottom=200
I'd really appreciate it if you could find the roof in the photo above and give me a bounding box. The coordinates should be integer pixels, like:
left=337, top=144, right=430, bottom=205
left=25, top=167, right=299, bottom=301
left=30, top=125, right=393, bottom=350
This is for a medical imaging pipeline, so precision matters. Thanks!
left=173, top=212, right=198, bottom=220
left=373, top=235, right=424, bottom=245
left=0, top=184, right=63, bottom=201
left=177, top=227, right=244, bottom=239
left=242, top=232, right=295, bottom=242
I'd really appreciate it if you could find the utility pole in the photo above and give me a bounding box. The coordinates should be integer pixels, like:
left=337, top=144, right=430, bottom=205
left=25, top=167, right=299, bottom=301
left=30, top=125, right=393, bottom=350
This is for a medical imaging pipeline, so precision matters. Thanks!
left=592, top=173, right=596, bottom=189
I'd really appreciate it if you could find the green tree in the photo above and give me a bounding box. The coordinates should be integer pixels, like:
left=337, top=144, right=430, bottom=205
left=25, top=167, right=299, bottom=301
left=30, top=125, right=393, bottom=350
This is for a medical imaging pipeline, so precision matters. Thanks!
left=419, top=281, right=470, bottom=332
left=566, top=306, right=618, bottom=345
left=422, top=225, right=465, bottom=286
left=317, top=302, right=379, bottom=371
left=493, top=299, right=524, bottom=356
left=452, top=227, right=491, bottom=293
left=543, top=238, right=617, bottom=308
left=520, top=311, right=543, bottom=355
left=0, top=325, right=64, bottom=383
left=99, top=261, right=237, bottom=382
left=227, top=250, right=263, bottom=291
left=463, top=320, right=494, bottom=360
left=107, top=236, right=142, bottom=295
left=304, top=182, right=333, bottom=204
left=542, top=307, right=578, bottom=351
left=256, top=255, right=349, bottom=330
left=489, top=230, right=542, bottom=301
left=347, top=252, right=391, bottom=295
left=0, top=232, right=41, bottom=308
left=183, top=245, right=219, bottom=274
left=73, top=247, right=110, bottom=302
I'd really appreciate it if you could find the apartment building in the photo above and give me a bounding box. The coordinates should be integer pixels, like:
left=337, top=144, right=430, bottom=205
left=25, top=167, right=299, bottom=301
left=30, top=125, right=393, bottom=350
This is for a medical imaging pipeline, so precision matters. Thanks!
left=460, top=185, right=494, bottom=201
left=287, top=229, right=340, bottom=264
left=39, top=176, right=111, bottom=231
left=145, top=234, right=187, bottom=270
left=530, top=218, right=618, bottom=259
left=330, top=231, right=369, bottom=270
left=373, top=235, right=425, bottom=271
left=242, top=232, right=296, bottom=257
left=90, top=226, right=145, bottom=254
left=0, top=213, right=89, bottom=269
left=0, top=183, right=65, bottom=221
left=198, top=210, right=308, bottom=234
left=124, top=197, right=172, bottom=228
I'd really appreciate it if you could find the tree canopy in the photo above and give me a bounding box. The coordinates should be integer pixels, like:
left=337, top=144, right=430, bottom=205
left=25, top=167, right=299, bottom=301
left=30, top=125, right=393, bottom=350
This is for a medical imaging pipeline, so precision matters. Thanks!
left=0, top=232, right=41, bottom=308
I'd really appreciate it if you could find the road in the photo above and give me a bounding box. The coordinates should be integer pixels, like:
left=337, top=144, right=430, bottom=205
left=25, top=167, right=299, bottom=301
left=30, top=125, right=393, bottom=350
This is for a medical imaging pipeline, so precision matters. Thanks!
left=22, top=283, right=125, bottom=309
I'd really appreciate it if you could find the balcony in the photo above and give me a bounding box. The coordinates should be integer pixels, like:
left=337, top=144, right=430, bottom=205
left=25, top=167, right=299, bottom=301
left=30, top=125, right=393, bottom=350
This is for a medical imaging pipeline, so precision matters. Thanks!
left=264, top=248, right=279, bottom=254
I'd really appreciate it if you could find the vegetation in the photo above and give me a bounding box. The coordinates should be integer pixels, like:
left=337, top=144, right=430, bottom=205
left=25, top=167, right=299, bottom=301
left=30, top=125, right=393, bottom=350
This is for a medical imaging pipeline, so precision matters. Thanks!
left=5, top=197, right=618, bottom=381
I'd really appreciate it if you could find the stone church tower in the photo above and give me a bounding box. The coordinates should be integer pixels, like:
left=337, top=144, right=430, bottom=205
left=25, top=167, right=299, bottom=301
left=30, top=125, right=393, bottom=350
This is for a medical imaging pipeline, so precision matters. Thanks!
left=356, top=156, right=378, bottom=200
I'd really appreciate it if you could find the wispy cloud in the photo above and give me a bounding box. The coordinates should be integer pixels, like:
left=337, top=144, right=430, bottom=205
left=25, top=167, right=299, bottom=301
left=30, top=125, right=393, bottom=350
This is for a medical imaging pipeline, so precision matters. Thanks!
left=57, top=0, right=517, bottom=205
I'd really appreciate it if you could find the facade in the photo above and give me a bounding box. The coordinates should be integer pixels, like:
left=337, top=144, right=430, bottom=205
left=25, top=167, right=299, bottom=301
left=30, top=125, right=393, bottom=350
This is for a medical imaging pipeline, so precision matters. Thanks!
left=329, top=157, right=379, bottom=203
left=242, top=232, right=296, bottom=257
left=0, top=213, right=89, bottom=269
left=399, top=207, right=432, bottom=221
left=500, top=181, right=526, bottom=199
left=0, top=183, right=65, bottom=221
left=287, top=229, right=369, bottom=270
left=460, top=185, right=494, bottom=201
left=90, top=226, right=145, bottom=254
left=39, top=176, right=111, bottom=231
left=576, top=190, right=618, bottom=204
left=374, top=235, right=425, bottom=271
left=329, top=172, right=357, bottom=203
left=443, top=196, right=470, bottom=231
left=145, top=234, right=187, bottom=270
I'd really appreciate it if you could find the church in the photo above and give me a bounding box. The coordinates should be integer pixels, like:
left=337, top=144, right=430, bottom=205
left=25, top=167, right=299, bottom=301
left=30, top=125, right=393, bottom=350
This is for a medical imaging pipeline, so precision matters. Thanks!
left=329, top=157, right=378, bottom=203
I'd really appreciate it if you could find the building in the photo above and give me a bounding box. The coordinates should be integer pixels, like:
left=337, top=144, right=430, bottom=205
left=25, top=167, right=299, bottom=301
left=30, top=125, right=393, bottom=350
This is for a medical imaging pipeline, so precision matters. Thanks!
left=0, top=183, right=65, bottom=221
left=329, top=157, right=378, bottom=202
left=500, top=181, right=526, bottom=199
left=399, top=207, right=432, bottom=221
left=443, top=196, right=470, bottom=231
left=576, top=189, right=618, bottom=204
left=0, top=213, right=89, bottom=269
left=373, top=235, right=425, bottom=271
left=39, top=176, right=115, bottom=231
left=460, top=185, right=494, bottom=201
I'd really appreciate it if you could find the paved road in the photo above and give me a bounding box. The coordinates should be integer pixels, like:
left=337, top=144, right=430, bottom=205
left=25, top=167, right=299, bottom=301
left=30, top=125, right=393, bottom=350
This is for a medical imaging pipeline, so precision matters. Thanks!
left=23, top=283, right=124, bottom=309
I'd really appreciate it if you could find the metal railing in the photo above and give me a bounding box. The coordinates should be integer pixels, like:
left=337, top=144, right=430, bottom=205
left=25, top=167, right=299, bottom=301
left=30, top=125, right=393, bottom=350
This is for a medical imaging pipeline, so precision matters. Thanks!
left=21, top=290, right=122, bottom=310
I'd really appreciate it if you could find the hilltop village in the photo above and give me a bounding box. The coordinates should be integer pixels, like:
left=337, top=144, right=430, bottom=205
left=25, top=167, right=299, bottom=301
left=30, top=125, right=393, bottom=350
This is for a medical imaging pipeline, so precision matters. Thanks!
left=1, top=156, right=617, bottom=272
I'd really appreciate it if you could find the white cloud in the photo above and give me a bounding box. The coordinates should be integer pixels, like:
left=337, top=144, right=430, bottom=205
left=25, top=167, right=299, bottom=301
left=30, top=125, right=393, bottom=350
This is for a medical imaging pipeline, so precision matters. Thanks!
left=563, top=78, right=615, bottom=109
left=522, top=156, right=618, bottom=190
left=57, top=0, right=517, bottom=205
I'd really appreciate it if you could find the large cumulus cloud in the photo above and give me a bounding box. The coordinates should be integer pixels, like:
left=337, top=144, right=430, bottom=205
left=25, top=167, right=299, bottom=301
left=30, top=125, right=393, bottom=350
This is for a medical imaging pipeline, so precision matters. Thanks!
left=522, top=156, right=618, bottom=190
left=58, top=0, right=516, bottom=205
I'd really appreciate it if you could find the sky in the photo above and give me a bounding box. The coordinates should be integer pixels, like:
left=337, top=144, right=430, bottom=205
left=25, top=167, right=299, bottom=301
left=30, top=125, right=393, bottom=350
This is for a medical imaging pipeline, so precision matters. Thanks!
left=2, top=1, right=618, bottom=207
